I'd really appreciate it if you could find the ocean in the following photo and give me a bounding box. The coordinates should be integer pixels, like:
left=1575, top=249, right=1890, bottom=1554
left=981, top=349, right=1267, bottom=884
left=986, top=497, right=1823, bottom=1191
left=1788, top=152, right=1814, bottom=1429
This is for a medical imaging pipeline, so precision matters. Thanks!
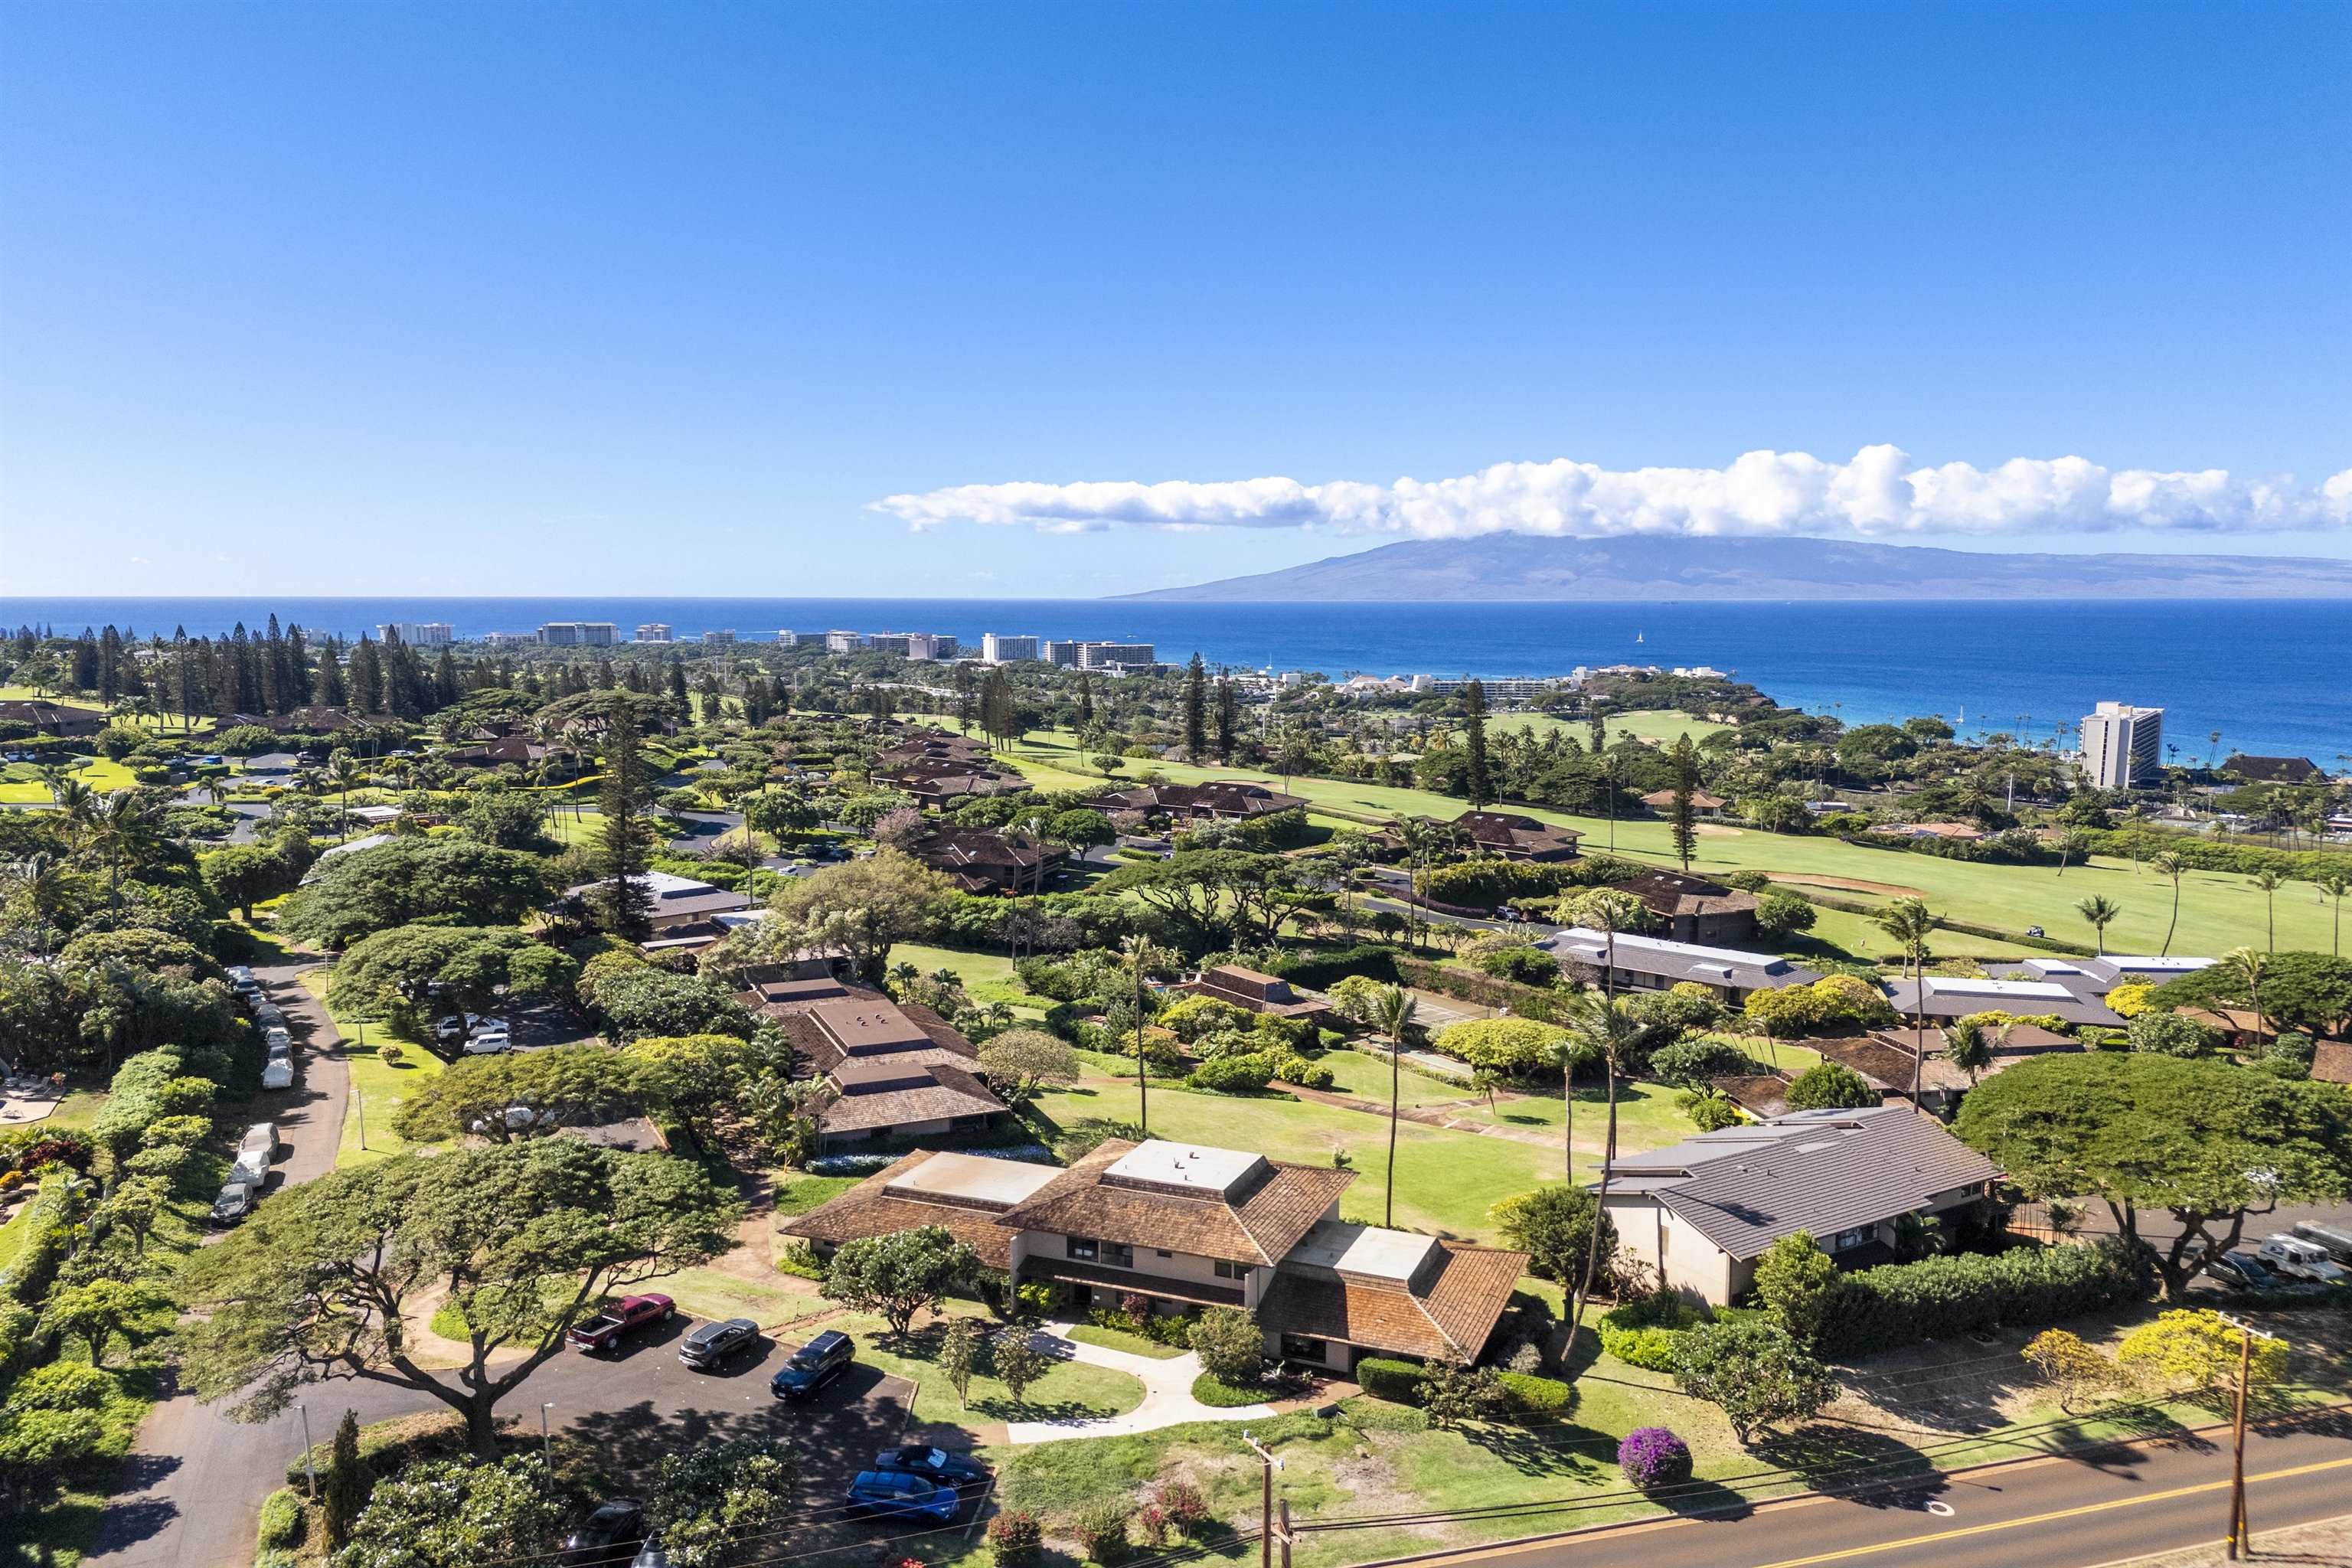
left=3, top=596, right=2347, bottom=763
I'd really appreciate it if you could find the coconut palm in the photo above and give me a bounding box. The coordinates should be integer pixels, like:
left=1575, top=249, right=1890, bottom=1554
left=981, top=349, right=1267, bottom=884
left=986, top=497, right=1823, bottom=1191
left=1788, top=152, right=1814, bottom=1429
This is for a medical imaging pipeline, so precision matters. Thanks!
left=1370, top=984, right=1419, bottom=1227
left=1561, top=992, right=1651, bottom=1361
left=2151, top=853, right=2186, bottom=956
left=1121, top=934, right=1159, bottom=1135
left=2318, top=871, right=2351, bottom=958
left=1941, top=1018, right=1994, bottom=1086
left=2222, top=946, right=2269, bottom=1045
left=2251, top=869, right=2285, bottom=951
left=2074, top=894, right=2122, bottom=957
left=1875, top=897, right=1936, bottom=1105
left=80, top=788, right=165, bottom=904
left=328, top=751, right=365, bottom=817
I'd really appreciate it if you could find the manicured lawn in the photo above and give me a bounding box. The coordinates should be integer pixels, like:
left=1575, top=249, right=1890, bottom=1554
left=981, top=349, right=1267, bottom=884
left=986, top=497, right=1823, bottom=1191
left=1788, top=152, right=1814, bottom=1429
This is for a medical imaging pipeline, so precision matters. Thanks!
left=1000, top=735, right=2326, bottom=955
left=834, top=1305, right=1149, bottom=1428
left=890, top=942, right=1028, bottom=1005
left=1027, top=1072, right=1563, bottom=1240
left=0, top=754, right=141, bottom=802
left=1512, top=709, right=1734, bottom=746
left=1064, top=1322, right=1189, bottom=1360
left=772, top=1172, right=864, bottom=1217
left=302, top=972, right=449, bottom=1167
left=41, top=1089, right=109, bottom=1132
left=642, top=1265, right=828, bottom=1328
left=1313, top=1049, right=1479, bottom=1110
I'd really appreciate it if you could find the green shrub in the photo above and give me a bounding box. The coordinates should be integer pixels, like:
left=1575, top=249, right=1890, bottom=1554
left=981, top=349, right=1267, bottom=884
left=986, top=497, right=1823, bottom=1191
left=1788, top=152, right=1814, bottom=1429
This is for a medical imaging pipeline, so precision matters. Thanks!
left=1191, top=1372, right=1276, bottom=1406
left=256, top=1487, right=306, bottom=1550
left=1187, top=1054, right=1274, bottom=1093
left=1356, top=1355, right=1427, bottom=1403
left=987, top=1509, right=1044, bottom=1567
left=1264, top=1048, right=1332, bottom=1089
left=5, top=1361, right=112, bottom=1411
left=1599, top=1322, right=1685, bottom=1371
left=1259, top=942, right=1403, bottom=989
left=1650, top=1035, right=1761, bottom=1089
left=1817, top=1238, right=2151, bottom=1358
left=1434, top=1017, right=1574, bottom=1075
left=1468, top=946, right=1560, bottom=985
left=1495, top=1370, right=1573, bottom=1417
left=1069, top=1498, right=1131, bottom=1563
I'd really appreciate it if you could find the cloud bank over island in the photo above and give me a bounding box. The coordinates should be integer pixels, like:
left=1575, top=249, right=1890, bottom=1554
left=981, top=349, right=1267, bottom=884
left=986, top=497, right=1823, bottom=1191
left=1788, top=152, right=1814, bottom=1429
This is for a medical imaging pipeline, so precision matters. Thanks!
left=874, top=446, right=2352, bottom=541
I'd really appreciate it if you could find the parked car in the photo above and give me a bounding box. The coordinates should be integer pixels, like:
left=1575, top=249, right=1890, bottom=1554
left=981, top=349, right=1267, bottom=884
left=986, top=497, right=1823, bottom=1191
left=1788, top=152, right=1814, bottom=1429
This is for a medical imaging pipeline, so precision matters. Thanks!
left=2292, top=1221, right=2352, bottom=1266
left=230, top=1147, right=272, bottom=1186
left=463, top=1029, right=515, bottom=1055
left=211, top=1180, right=259, bottom=1227
left=567, top=1294, right=675, bottom=1353
left=2257, top=1234, right=2349, bottom=1284
left=225, top=965, right=256, bottom=985
left=561, top=1499, right=648, bottom=1566
left=240, top=1122, right=279, bottom=1158
left=261, top=1057, right=294, bottom=1091
left=873, top=1445, right=987, bottom=1490
left=844, top=1471, right=959, bottom=1524
left=2205, top=1250, right=2283, bottom=1292
left=433, top=1015, right=469, bottom=1047
left=770, top=1330, right=854, bottom=1400
left=264, top=1027, right=292, bottom=1054
left=678, top=1318, right=759, bottom=1370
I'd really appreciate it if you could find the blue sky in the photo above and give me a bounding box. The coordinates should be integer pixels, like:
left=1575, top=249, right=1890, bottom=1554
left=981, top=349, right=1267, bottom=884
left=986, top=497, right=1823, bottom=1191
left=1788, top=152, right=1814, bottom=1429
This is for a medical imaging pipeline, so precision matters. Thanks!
left=2, top=2, right=2346, bottom=597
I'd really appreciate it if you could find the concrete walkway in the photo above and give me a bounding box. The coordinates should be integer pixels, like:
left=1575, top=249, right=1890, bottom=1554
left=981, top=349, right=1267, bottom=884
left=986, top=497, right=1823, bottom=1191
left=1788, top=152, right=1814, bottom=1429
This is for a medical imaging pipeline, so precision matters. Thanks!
left=1001, top=1322, right=1274, bottom=1445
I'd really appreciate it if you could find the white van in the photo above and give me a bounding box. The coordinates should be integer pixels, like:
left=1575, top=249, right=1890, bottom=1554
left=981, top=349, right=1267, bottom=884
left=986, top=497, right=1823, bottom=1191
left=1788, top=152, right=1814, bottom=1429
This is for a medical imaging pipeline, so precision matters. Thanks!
left=230, top=1146, right=271, bottom=1185
left=261, top=1058, right=294, bottom=1091
left=240, top=1122, right=279, bottom=1158
left=2257, top=1234, right=2348, bottom=1285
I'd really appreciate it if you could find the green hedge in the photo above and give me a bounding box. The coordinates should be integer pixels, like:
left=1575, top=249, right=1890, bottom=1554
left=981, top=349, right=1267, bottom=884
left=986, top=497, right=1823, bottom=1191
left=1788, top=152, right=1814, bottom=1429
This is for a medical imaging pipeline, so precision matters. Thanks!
left=256, top=1488, right=305, bottom=1550
left=1817, top=1238, right=2151, bottom=1358
left=1356, top=1355, right=1427, bottom=1403
left=1497, top=1370, right=1574, bottom=1417
left=1396, top=959, right=1570, bottom=1023
left=1261, top=943, right=1403, bottom=989
left=2083, top=829, right=2352, bottom=883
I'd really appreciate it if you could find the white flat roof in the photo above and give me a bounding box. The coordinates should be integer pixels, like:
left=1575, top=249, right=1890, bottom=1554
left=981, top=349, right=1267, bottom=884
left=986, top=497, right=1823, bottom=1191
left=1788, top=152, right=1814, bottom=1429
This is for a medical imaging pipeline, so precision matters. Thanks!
left=563, top=869, right=720, bottom=900
left=1922, top=977, right=2076, bottom=1000
left=2104, top=956, right=2214, bottom=972
left=888, top=1152, right=1060, bottom=1207
left=1554, top=927, right=1790, bottom=971
left=1287, top=1219, right=1439, bottom=1282
left=1105, top=1138, right=1264, bottom=1195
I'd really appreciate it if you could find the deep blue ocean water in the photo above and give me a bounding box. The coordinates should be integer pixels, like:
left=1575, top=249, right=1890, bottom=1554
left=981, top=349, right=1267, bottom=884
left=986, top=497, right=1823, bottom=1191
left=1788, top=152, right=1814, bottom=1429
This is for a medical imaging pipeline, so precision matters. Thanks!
left=3, top=596, right=2346, bottom=763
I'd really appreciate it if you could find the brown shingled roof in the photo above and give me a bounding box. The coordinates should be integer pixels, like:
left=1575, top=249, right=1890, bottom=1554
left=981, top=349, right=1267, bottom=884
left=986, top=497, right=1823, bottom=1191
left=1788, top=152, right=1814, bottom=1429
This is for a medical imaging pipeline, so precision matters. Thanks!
left=776, top=1152, right=1024, bottom=1268
left=1257, top=1243, right=1527, bottom=1361
left=815, top=1061, right=1007, bottom=1135
left=998, top=1138, right=1357, bottom=1266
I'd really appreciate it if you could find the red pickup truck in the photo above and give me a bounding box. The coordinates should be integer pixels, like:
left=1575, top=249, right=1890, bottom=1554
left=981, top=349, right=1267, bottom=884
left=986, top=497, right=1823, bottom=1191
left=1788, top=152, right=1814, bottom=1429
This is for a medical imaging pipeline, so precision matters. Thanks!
left=566, top=1294, right=675, bottom=1353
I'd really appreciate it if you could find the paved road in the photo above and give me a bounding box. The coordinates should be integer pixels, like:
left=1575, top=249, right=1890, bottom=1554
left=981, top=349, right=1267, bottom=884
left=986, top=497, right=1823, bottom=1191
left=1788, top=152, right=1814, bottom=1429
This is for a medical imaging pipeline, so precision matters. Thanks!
left=1413, top=1410, right=2352, bottom=1568
left=86, top=962, right=354, bottom=1568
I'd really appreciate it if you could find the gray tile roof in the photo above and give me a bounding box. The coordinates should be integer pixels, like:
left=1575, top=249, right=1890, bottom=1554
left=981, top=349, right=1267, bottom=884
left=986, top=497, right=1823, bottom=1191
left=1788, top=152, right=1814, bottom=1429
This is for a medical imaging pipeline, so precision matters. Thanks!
left=1543, top=928, right=1815, bottom=992
left=1886, top=975, right=2123, bottom=1028
left=1597, top=1106, right=2000, bottom=1261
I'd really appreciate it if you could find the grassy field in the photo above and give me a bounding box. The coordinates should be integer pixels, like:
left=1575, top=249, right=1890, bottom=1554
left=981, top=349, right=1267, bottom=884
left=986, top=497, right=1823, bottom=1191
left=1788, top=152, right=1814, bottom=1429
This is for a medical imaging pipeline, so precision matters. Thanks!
left=839, top=1304, right=1149, bottom=1429
left=299, top=972, right=449, bottom=1167
left=1000, top=733, right=2328, bottom=956
left=1027, top=1070, right=1568, bottom=1240
left=890, top=942, right=1028, bottom=1005
left=0, top=753, right=142, bottom=803
left=1509, top=709, right=1735, bottom=746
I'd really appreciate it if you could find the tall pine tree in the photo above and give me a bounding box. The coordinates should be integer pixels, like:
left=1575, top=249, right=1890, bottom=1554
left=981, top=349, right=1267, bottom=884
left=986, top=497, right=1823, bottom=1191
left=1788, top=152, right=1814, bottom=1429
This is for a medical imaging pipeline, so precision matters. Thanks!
left=1462, top=678, right=1493, bottom=808
left=1182, top=653, right=1207, bottom=761
left=1213, top=676, right=1238, bottom=763
left=1668, top=733, right=1700, bottom=872
left=593, top=697, right=656, bottom=939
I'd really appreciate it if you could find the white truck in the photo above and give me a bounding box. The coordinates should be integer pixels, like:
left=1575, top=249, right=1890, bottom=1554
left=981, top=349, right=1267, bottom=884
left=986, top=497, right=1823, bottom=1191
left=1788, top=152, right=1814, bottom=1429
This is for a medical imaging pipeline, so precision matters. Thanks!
left=2256, top=1234, right=2348, bottom=1285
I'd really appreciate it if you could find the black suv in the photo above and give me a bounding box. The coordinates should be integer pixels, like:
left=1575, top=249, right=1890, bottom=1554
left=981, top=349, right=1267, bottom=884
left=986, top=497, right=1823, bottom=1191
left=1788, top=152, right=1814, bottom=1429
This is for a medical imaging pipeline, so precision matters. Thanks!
left=678, top=1318, right=760, bottom=1370
left=561, top=1500, right=647, bottom=1567
left=770, top=1331, right=854, bottom=1400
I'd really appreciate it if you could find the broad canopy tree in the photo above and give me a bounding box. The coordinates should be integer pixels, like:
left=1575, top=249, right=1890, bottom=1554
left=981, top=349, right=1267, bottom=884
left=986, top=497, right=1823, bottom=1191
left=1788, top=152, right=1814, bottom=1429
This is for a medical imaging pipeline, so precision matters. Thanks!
left=764, top=849, right=954, bottom=984
left=178, top=1138, right=738, bottom=1458
left=327, top=924, right=580, bottom=1023
left=279, top=837, right=551, bottom=949
left=1955, top=1053, right=2352, bottom=1299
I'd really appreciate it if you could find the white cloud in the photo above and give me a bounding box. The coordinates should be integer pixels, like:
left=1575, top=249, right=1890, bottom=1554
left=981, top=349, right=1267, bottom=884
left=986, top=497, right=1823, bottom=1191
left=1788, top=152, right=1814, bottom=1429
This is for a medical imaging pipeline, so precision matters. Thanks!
left=872, top=446, right=2352, bottom=540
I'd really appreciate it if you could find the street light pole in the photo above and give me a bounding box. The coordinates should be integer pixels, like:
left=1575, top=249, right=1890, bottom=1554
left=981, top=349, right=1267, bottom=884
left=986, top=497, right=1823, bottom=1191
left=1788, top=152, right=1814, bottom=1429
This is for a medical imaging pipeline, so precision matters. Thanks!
left=541, top=1401, right=556, bottom=1473
left=297, top=1403, right=317, bottom=1501
left=354, top=1017, right=367, bottom=1151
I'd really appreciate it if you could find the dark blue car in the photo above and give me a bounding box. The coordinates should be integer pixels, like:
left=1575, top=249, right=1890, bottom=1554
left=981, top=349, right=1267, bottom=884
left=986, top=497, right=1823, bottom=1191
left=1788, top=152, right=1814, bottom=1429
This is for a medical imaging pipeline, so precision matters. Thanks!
left=844, top=1470, right=959, bottom=1523
left=874, top=1444, right=988, bottom=1490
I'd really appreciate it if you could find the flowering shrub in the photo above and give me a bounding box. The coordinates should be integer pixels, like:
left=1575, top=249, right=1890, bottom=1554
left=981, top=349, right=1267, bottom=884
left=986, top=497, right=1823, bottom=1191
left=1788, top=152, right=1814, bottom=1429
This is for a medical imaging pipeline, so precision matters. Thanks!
left=1153, top=1481, right=1209, bottom=1536
left=1618, top=1427, right=1692, bottom=1489
left=986, top=1509, right=1043, bottom=1566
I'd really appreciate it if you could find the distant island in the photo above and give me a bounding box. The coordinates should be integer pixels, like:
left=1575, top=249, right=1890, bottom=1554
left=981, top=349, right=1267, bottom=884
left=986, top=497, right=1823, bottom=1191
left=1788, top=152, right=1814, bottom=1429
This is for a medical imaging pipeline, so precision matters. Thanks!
left=1118, top=533, right=2352, bottom=602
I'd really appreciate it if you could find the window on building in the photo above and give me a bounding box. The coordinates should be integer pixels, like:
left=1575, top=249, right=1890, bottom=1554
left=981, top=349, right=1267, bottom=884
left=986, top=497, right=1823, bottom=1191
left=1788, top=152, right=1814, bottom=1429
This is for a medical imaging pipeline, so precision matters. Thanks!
left=1213, top=1259, right=1246, bottom=1280
left=1279, top=1334, right=1326, bottom=1364
left=1102, top=1242, right=1135, bottom=1269
left=1067, top=1236, right=1099, bottom=1263
left=1830, top=1227, right=1871, bottom=1252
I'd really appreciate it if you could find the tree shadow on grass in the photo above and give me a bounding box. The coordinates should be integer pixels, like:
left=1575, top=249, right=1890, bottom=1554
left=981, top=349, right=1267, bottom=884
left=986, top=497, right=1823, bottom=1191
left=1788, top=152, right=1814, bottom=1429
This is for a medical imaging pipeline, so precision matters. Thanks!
left=1459, top=1418, right=1609, bottom=1480
left=1752, top=1423, right=1949, bottom=1511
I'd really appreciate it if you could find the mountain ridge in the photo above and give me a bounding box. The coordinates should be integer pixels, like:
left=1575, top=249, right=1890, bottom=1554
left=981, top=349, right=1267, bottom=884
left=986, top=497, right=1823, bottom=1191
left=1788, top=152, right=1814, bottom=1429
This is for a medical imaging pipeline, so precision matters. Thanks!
left=1114, top=533, right=2352, bottom=601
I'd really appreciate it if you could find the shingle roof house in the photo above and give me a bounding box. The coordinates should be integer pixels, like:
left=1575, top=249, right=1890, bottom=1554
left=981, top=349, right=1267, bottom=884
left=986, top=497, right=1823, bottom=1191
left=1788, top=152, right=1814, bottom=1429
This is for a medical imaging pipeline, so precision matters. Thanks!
left=1885, top=975, right=2125, bottom=1029
left=746, top=983, right=1014, bottom=1150
left=2223, top=753, right=2322, bottom=785
left=1544, top=928, right=1817, bottom=1004
left=1086, top=779, right=1308, bottom=822
left=1608, top=869, right=1759, bottom=946
left=907, top=826, right=1059, bottom=894
left=1444, top=810, right=1583, bottom=862
left=1599, top=1106, right=2001, bottom=1305
left=782, top=1138, right=1526, bottom=1370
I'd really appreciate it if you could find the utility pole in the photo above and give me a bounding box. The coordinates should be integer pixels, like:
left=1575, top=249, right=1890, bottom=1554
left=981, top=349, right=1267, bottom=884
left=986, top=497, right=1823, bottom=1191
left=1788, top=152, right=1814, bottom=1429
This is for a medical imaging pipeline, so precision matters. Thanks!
left=541, top=1401, right=556, bottom=1472
left=1242, top=1430, right=1284, bottom=1568
left=296, top=1403, right=317, bottom=1501
left=2217, top=1312, right=2279, bottom=1561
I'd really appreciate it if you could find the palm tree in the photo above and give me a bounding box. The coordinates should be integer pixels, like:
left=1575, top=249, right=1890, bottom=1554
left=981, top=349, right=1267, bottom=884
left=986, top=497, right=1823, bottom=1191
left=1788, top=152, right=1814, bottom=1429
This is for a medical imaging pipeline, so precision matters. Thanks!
left=1875, top=897, right=1936, bottom=1106
left=1370, top=985, right=1419, bottom=1227
left=0, top=852, right=69, bottom=956
left=2151, top=853, right=2186, bottom=956
left=1121, top=934, right=1159, bottom=1135
left=2075, top=894, right=2121, bottom=957
left=2223, top=946, right=2269, bottom=1045
left=1562, top=993, right=1649, bottom=1364
left=2318, top=871, right=2351, bottom=958
left=887, top=961, right=921, bottom=996
left=81, top=789, right=165, bottom=905
left=1940, top=1018, right=1994, bottom=1086
left=2251, top=869, right=2284, bottom=951
left=328, top=752, right=364, bottom=818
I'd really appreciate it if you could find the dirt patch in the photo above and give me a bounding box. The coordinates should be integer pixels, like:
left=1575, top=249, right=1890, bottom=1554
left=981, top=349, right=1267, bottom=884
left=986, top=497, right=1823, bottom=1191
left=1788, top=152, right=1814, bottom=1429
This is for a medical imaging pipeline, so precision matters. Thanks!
left=2099, top=1513, right=2352, bottom=1567
left=1693, top=823, right=1743, bottom=837
left=1766, top=873, right=1929, bottom=898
